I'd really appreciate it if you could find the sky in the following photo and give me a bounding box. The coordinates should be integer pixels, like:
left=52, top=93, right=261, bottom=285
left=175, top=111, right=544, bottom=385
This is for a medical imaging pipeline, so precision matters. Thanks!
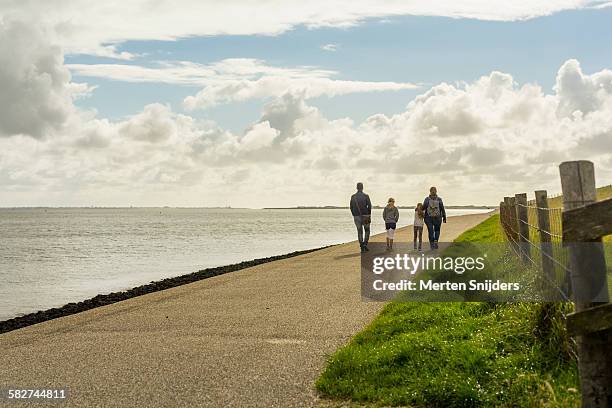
left=1, top=1, right=612, bottom=207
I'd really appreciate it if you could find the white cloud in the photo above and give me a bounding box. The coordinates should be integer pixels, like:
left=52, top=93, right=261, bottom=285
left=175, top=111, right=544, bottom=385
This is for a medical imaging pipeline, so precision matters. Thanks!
left=321, top=43, right=338, bottom=52
left=0, top=1, right=606, bottom=58
left=0, top=20, right=82, bottom=139
left=118, top=104, right=178, bottom=143
left=554, top=59, right=612, bottom=118
left=68, top=58, right=419, bottom=109
left=67, top=62, right=216, bottom=86
left=1, top=18, right=611, bottom=206
left=240, top=121, right=280, bottom=151
left=185, top=76, right=419, bottom=110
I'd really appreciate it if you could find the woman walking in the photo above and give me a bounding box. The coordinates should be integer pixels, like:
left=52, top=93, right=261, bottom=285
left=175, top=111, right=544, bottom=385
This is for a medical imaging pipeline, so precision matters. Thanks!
left=422, top=186, right=447, bottom=249
left=383, top=198, right=399, bottom=250
left=413, top=202, right=424, bottom=251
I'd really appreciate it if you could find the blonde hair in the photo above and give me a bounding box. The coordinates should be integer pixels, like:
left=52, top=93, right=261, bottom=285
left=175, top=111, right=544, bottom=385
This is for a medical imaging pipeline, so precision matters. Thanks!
left=416, top=203, right=424, bottom=217
left=388, top=197, right=395, bottom=204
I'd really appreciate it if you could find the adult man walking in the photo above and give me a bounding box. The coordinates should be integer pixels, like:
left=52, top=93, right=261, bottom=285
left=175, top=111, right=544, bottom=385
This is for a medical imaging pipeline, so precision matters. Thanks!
left=350, top=182, right=372, bottom=252
left=422, top=186, right=447, bottom=249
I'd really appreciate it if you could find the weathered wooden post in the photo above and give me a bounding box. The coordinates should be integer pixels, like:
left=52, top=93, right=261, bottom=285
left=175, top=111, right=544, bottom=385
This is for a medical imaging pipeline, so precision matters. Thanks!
left=502, top=197, right=512, bottom=239
left=559, top=160, right=610, bottom=407
left=535, top=190, right=555, bottom=296
left=515, top=193, right=530, bottom=262
left=507, top=196, right=518, bottom=246
left=560, top=161, right=609, bottom=305
left=499, top=201, right=505, bottom=232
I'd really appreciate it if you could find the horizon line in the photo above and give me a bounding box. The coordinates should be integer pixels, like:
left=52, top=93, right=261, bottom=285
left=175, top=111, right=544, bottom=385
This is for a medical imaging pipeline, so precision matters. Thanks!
left=0, top=205, right=498, bottom=210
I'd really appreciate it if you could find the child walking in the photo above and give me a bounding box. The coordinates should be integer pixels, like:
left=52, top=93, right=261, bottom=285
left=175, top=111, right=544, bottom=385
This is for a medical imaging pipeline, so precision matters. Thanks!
left=413, top=203, right=424, bottom=251
left=383, top=198, right=399, bottom=250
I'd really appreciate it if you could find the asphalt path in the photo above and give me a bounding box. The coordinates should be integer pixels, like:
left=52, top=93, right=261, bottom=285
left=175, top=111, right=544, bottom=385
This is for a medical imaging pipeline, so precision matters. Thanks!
left=0, top=212, right=491, bottom=407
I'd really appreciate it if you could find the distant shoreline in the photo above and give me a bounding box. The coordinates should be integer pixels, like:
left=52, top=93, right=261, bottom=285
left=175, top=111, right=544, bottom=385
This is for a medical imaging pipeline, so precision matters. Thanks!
left=0, top=205, right=496, bottom=210
left=263, top=206, right=497, bottom=210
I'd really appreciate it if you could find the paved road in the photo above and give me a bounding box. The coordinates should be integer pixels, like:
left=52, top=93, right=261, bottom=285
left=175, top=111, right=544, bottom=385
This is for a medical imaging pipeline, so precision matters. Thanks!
left=0, top=213, right=491, bottom=407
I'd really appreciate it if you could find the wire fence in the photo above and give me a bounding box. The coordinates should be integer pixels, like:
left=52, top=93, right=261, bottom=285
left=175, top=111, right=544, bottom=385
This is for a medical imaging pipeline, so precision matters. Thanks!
left=521, top=203, right=571, bottom=300
left=500, top=184, right=612, bottom=303
left=500, top=194, right=571, bottom=301
left=500, top=167, right=612, bottom=406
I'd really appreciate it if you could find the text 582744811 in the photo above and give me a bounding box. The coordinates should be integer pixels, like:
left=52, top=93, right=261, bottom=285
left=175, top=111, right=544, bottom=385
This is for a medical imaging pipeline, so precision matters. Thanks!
left=2, top=388, right=68, bottom=401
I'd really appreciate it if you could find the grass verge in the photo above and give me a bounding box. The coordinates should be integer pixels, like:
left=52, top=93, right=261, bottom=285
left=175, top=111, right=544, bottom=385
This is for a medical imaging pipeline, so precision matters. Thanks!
left=316, top=215, right=580, bottom=407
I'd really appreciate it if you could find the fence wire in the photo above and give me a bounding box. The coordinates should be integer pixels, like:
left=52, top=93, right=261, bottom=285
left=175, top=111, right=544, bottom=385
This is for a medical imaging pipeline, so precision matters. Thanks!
left=500, top=200, right=571, bottom=301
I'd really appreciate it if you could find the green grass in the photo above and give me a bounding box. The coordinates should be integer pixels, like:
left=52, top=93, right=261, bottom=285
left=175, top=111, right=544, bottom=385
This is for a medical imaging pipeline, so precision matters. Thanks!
left=316, top=215, right=580, bottom=407
left=597, top=185, right=612, bottom=246
left=454, top=214, right=505, bottom=243
left=546, top=184, right=612, bottom=209
left=595, top=187, right=612, bottom=290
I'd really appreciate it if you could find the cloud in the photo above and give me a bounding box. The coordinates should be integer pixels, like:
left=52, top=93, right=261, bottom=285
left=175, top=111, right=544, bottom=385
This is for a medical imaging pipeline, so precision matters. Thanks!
left=1, top=1, right=606, bottom=58
left=67, top=58, right=325, bottom=86
left=406, top=83, right=485, bottom=136
left=2, top=25, right=612, bottom=207
left=183, top=75, right=418, bottom=110
left=321, top=43, right=338, bottom=52
left=68, top=58, right=419, bottom=109
left=554, top=59, right=612, bottom=118
left=259, top=93, right=326, bottom=141
left=118, top=104, right=178, bottom=143
left=0, top=20, right=82, bottom=139
left=240, top=121, right=280, bottom=151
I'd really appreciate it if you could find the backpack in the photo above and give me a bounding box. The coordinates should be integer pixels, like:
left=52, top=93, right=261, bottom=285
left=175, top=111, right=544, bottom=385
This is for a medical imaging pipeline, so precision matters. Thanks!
left=427, top=197, right=441, bottom=218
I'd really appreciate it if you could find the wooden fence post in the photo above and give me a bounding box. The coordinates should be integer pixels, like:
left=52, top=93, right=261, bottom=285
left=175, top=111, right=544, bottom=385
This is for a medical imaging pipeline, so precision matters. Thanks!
left=515, top=193, right=530, bottom=263
left=502, top=197, right=512, bottom=240
left=559, top=160, right=610, bottom=407
left=534, top=190, right=555, bottom=297
left=507, top=196, right=518, bottom=247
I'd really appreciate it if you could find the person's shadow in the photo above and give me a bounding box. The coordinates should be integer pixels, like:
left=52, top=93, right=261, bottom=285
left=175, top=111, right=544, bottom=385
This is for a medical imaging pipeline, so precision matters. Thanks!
left=334, top=253, right=361, bottom=260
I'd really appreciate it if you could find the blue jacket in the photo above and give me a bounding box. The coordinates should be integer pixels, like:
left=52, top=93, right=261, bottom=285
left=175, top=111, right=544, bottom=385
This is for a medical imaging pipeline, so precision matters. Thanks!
left=423, top=195, right=446, bottom=221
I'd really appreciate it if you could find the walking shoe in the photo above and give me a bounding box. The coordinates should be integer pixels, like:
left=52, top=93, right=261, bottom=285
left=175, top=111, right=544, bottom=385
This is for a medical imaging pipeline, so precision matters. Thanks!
left=363, top=245, right=369, bottom=252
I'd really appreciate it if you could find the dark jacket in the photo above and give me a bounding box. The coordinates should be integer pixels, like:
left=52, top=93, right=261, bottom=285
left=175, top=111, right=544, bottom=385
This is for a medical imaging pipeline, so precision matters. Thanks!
left=423, top=195, right=446, bottom=221
left=350, top=191, right=372, bottom=216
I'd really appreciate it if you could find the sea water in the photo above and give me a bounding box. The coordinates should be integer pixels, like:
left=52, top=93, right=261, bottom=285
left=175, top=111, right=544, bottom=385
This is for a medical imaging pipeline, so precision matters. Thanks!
left=0, top=207, right=490, bottom=320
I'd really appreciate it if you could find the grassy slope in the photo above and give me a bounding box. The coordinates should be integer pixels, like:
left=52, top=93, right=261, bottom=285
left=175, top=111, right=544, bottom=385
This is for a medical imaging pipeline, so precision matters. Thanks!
left=316, top=215, right=580, bottom=407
